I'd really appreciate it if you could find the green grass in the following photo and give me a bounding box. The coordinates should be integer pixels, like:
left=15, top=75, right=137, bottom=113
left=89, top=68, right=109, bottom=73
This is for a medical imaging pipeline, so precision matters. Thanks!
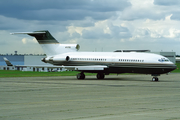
left=0, top=70, right=82, bottom=78
left=172, top=63, right=180, bottom=73
left=0, top=63, right=179, bottom=78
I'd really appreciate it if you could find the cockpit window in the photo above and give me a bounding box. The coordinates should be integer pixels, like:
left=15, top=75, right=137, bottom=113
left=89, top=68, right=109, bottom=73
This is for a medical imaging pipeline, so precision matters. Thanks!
left=164, top=59, right=169, bottom=62
left=158, top=58, right=170, bottom=62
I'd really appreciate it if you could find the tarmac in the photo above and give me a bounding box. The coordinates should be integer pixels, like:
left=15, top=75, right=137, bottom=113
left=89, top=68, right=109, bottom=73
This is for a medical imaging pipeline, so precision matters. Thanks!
left=0, top=74, right=180, bottom=120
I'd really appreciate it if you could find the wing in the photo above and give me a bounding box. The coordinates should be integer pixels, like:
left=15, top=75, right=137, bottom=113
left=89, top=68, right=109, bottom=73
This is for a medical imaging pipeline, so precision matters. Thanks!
left=63, top=65, right=108, bottom=71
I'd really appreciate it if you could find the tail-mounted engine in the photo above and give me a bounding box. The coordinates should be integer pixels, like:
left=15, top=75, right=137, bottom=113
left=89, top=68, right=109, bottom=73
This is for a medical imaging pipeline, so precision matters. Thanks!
left=42, top=56, right=71, bottom=63
left=66, top=56, right=70, bottom=61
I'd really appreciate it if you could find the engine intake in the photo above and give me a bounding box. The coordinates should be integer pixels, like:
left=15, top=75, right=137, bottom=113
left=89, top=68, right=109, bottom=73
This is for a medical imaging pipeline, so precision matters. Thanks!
left=66, top=56, right=70, bottom=61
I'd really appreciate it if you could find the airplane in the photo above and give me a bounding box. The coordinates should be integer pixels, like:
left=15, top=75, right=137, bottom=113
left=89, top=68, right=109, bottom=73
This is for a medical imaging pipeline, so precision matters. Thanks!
left=3, top=57, right=13, bottom=66
left=11, top=30, right=177, bottom=81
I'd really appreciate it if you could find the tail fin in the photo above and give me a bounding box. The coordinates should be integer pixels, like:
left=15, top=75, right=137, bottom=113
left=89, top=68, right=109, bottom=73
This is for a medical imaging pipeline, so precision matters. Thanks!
left=3, top=57, right=13, bottom=66
left=11, top=30, right=80, bottom=56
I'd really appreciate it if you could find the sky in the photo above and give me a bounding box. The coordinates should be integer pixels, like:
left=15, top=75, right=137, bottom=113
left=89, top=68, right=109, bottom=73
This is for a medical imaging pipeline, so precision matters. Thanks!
left=1, top=0, right=180, bottom=55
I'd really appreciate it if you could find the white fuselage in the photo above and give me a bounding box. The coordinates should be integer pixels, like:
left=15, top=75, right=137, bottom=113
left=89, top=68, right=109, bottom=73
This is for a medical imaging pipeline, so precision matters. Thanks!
left=44, top=52, right=176, bottom=75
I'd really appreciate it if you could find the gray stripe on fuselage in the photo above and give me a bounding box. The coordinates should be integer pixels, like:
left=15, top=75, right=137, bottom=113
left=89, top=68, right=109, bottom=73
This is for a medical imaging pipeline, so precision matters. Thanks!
left=53, top=61, right=175, bottom=68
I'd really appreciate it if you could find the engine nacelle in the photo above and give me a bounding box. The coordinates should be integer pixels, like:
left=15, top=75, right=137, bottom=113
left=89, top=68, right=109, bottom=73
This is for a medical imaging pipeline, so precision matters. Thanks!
left=42, top=56, right=71, bottom=63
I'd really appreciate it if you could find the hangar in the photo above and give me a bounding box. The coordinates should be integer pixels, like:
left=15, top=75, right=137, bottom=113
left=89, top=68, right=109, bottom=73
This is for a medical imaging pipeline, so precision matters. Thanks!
left=0, top=53, right=65, bottom=72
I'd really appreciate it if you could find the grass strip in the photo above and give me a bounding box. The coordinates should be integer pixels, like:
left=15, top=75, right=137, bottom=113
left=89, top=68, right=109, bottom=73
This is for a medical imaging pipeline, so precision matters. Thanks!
left=0, top=71, right=82, bottom=78
left=172, top=63, right=180, bottom=73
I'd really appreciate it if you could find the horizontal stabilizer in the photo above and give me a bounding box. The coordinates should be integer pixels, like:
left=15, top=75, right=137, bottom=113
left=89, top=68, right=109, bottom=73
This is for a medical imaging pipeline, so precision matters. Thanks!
left=11, top=30, right=59, bottom=44
left=10, top=31, right=46, bottom=35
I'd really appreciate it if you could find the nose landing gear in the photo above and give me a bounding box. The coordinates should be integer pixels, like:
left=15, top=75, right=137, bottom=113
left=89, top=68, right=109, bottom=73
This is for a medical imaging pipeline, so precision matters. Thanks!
left=152, top=77, right=159, bottom=81
left=151, top=74, right=160, bottom=82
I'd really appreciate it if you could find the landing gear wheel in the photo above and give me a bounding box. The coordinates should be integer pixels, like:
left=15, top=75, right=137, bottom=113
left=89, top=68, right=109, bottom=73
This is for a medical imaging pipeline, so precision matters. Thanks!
left=152, top=77, right=159, bottom=82
left=96, top=73, right=105, bottom=79
left=77, top=73, right=85, bottom=79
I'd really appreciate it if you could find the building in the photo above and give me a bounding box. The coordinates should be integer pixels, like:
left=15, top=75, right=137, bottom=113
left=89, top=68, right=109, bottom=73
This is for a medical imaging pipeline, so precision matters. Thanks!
left=176, top=57, right=180, bottom=63
left=0, top=54, right=66, bottom=72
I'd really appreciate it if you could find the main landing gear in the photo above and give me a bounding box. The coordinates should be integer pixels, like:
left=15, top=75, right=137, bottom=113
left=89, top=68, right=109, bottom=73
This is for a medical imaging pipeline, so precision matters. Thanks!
left=77, top=72, right=105, bottom=80
left=96, top=73, right=105, bottom=79
left=77, top=72, right=85, bottom=79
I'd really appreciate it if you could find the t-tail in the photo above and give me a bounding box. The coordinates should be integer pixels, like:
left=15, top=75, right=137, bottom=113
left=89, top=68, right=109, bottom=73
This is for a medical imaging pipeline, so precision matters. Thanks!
left=3, top=57, right=13, bottom=66
left=11, top=30, right=80, bottom=56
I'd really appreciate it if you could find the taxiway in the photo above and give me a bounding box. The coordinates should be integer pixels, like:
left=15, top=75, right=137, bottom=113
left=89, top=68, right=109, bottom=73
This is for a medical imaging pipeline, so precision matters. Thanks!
left=0, top=74, right=180, bottom=120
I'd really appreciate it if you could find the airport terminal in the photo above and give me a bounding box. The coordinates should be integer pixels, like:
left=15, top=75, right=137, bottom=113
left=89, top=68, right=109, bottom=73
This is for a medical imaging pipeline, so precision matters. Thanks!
left=0, top=50, right=177, bottom=72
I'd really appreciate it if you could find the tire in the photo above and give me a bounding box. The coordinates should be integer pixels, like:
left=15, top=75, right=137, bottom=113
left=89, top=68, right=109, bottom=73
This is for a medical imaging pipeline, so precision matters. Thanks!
left=77, top=73, right=85, bottom=79
left=152, top=77, right=159, bottom=82
left=97, top=73, right=105, bottom=79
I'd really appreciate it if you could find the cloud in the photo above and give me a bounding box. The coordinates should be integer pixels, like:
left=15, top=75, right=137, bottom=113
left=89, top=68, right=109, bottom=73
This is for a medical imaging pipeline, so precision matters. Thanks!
left=0, top=0, right=180, bottom=55
left=22, top=38, right=38, bottom=44
left=170, top=12, right=180, bottom=21
left=153, top=0, right=180, bottom=21
left=119, top=0, right=168, bottom=21
left=153, top=0, right=180, bottom=6
left=120, top=8, right=165, bottom=21
left=0, top=0, right=131, bottom=21
left=164, top=28, right=180, bottom=39
left=22, top=38, right=27, bottom=44
left=74, top=20, right=132, bottom=40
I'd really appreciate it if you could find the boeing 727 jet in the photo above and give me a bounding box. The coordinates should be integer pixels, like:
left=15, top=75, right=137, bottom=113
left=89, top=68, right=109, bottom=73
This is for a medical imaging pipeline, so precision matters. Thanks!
left=11, top=30, right=176, bottom=81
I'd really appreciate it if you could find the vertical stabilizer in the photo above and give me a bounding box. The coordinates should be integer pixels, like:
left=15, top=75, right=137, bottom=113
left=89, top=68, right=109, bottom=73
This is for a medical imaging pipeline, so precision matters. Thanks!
left=11, top=30, right=79, bottom=56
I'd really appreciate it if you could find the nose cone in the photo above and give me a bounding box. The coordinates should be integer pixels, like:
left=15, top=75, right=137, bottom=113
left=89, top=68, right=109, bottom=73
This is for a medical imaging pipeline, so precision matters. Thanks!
left=166, top=62, right=177, bottom=73
left=162, top=62, right=177, bottom=74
